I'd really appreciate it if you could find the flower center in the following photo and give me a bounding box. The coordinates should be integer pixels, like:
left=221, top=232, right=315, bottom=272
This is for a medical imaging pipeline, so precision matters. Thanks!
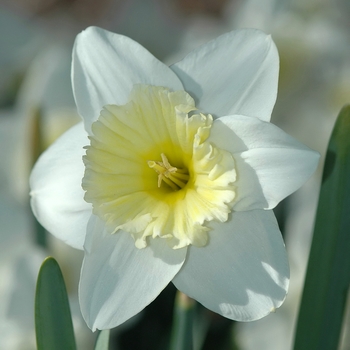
left=147, top=153, right=189, bottom=191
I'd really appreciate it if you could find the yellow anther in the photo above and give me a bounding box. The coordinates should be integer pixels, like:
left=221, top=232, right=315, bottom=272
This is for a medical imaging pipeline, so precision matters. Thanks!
left=148, top=153, right=189, bottom=190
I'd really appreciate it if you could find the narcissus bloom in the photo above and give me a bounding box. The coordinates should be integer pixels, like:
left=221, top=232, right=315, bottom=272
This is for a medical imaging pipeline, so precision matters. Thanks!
left=30, top=27, right=319, bottom=331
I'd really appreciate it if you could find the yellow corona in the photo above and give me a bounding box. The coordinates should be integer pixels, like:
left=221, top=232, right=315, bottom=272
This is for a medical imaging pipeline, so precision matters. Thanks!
left=82, top=85, right=237, bottom=249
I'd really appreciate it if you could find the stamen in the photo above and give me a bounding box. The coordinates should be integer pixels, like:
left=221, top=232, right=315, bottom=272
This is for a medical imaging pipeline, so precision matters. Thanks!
left=148, top=153, right=189, bottom=190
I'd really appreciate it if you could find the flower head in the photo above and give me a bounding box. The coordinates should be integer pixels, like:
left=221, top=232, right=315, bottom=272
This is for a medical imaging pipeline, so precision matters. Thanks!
left=30, top=26, right=319, bottom=330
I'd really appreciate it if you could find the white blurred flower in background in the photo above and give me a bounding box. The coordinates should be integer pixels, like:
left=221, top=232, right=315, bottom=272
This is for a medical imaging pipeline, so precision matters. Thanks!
left=0, top=10, right=93, bottom=349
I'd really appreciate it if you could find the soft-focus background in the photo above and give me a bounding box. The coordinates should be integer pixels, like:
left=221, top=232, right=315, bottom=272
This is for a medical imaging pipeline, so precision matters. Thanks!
left=1, top=0, right=349, bottom=349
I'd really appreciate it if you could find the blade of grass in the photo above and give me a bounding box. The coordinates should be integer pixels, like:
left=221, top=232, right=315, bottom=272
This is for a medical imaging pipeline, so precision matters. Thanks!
left=35, top=257, right=76, bottom=350
left=293, top=105, right=350, bottom=350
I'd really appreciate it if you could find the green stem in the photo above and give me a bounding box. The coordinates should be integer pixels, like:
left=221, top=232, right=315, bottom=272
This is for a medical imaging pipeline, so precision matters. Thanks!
left=169, top=291, right=195, bottom=350
left=30, top=106, right=47, bottom=247
left=94, top=329, right=110, bottom=350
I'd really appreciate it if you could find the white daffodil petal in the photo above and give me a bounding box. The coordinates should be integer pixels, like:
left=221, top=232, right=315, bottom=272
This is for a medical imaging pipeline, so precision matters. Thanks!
left=172, top=210, right=289, bottom=321
left=171, top=29, right=278, bottom=121
left=72, top=27, right=183, bottom=133
left=79, top=215, right=187, bottom=330
left=210, top=115, right=320, bottom=210
left=30, top=123, right=91, bottom=249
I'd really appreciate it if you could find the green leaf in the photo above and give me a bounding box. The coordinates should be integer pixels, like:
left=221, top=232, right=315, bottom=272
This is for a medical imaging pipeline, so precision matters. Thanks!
left=94, top=330, right=110, bottom=350
left=35, top=257, right=76, bottom=350
left=293, top=105, right=350, bottom=350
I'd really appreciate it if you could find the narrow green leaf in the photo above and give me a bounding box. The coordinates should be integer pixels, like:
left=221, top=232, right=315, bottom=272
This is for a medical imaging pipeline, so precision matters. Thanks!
left=293, top=105, right=350, bottom=350
left=35, top=257, right=76, bottom=350
left=94, top=330, right=110, bottom=350
left=169, top=291, right=195, bottom=350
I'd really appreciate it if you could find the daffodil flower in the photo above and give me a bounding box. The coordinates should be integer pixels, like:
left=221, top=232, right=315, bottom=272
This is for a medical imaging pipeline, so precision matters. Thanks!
left=30, top=27, right=319, bottom=331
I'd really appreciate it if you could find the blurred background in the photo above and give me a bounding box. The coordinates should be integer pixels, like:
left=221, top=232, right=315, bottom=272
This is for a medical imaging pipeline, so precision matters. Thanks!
left=0, top=0, right=349, bottom=349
